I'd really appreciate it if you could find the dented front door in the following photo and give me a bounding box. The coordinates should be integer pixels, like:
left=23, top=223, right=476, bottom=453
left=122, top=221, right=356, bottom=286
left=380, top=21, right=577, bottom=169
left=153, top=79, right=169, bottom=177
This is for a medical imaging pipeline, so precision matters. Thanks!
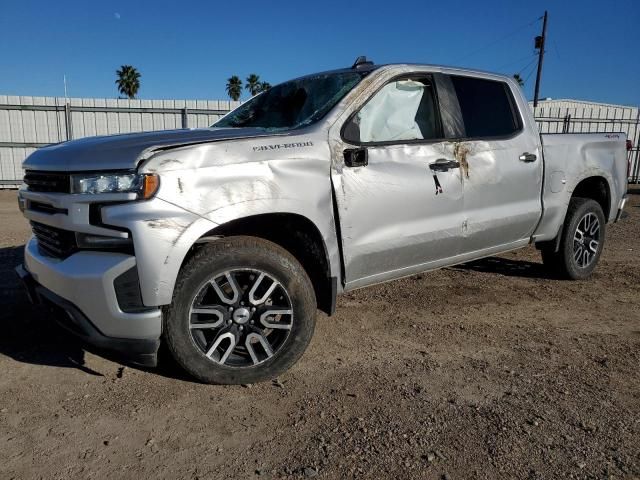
left=332, top=143, right=464, bottom=288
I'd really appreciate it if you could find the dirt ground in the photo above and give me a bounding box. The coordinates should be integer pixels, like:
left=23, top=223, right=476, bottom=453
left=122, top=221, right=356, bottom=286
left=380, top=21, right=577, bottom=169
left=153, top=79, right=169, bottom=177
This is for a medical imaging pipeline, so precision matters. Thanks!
left=0, top=189, right=638, bottom=480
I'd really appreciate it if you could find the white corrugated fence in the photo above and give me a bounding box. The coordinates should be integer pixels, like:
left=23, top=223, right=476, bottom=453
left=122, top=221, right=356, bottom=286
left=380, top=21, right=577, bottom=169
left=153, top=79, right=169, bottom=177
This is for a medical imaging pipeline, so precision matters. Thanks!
left=0, top=95, right=239, bottom=187
left=2, top=96, right=639, bottom=186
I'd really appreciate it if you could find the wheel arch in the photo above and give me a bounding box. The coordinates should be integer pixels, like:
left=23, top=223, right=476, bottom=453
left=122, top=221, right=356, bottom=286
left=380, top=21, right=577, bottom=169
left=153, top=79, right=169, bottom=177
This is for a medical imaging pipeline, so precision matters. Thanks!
left=183, top=212, right=338, bottom=316
left=571, top=175, right=611, bottom=219
left=536, top=174, right=612, bottom=253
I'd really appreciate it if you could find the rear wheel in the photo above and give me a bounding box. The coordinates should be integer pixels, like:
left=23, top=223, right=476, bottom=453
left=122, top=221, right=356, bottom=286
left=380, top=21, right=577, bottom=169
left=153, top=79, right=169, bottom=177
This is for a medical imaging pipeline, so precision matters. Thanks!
left=164, top=236, right=316, bottom=384
left=541, top=197, right=605, bottom=280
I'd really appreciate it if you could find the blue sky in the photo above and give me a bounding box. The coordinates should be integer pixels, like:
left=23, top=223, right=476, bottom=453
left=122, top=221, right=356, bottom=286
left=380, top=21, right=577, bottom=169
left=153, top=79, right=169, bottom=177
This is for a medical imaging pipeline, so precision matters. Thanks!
left=1, top=0, right=639, bottom=105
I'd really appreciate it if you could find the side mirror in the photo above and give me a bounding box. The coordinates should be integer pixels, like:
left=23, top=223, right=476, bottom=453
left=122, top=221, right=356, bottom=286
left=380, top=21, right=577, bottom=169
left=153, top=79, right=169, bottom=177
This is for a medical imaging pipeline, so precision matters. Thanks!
left=344, top=148, right=368, bottom=168
left=342, top=117, right=360, bottom=144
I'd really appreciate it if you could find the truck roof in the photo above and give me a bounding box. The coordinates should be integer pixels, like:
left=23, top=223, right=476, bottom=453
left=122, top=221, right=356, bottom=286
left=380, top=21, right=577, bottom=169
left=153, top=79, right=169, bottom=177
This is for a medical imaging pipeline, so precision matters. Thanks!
left=294, top=62, right=512, bottom=84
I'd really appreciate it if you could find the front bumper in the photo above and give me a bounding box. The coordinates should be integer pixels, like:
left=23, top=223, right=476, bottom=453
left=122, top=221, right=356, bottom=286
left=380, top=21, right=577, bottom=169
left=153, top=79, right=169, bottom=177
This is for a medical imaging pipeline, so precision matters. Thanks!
left=17, top=238, right=162, bottom=366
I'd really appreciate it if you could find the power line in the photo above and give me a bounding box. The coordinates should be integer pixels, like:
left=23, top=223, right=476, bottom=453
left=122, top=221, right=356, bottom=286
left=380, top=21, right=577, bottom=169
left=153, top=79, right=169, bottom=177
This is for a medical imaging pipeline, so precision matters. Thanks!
left=523, top=59, right=539, bottom=84
left=552, top=40, right=561, bottom=60
left=453, top=16, right=541, bottom=63
left=517, top=56, right=539, bottom=77
left=496, top=52, right=537, bottom=72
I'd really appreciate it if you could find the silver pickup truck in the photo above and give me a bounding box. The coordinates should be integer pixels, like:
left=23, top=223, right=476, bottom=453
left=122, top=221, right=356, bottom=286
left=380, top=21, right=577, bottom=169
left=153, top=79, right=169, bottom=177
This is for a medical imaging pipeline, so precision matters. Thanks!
left=16, top=58, right=628, bottom=384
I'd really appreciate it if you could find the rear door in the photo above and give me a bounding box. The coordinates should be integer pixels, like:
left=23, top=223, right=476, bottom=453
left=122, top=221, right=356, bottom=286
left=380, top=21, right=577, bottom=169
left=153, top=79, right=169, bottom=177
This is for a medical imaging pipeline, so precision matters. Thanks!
left=445, top=74, right=543, bottom=254
left=331, top=73, right=465, bottom=288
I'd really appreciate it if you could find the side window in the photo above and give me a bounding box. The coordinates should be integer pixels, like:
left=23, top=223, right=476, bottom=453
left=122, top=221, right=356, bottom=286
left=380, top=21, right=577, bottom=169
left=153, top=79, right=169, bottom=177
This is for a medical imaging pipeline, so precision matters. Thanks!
left=343, top=78, right=441, bottom=144
left=449, top=76, right=521, bottom=138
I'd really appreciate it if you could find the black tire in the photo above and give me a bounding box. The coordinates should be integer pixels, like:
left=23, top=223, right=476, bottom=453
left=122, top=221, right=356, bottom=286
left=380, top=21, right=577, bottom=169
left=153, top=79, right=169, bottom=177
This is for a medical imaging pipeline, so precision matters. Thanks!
left=541, top=197, right=606, bottom=280
left=164, top=236, right=316, bottom=384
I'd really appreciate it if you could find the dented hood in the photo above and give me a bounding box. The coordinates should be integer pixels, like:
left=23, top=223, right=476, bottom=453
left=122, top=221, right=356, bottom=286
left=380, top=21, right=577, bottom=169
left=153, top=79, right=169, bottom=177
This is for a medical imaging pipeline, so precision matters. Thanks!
left=22, top=127, right=275, bottom=172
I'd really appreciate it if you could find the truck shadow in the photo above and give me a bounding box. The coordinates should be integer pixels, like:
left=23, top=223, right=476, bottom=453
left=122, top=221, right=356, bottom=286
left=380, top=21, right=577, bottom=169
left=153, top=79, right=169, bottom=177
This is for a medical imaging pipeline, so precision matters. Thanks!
left=0, top=244, right=556, bottom=380
left=0, top=245, right=193, bottom=381
left=451, top=256, right=556, bottom=279
left=0, top=245, right=105, bottom=376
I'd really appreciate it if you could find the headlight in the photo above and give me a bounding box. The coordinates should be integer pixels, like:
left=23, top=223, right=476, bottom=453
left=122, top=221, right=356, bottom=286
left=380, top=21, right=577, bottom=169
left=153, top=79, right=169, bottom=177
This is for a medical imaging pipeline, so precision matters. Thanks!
left=71, top=173, right=159, bottom=199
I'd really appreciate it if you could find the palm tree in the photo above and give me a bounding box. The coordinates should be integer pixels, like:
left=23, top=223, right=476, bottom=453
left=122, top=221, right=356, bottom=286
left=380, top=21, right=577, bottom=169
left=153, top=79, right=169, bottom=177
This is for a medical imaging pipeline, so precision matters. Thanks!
left=115, top=65, right=141, bottom=99
left=245, top=74, right=261, bottom=96
left=226, top=75, right=243, bottom=101
left=259, top=81, right=272, bottom=93
left=513, top=73, right=524, bottom=87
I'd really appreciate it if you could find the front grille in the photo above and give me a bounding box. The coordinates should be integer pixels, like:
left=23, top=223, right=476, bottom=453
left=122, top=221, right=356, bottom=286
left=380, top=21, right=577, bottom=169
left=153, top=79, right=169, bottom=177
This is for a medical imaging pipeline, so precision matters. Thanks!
left=30, top=221, right=78, bottom=259
left=24, top=171, right=71, bottom=193
left=29, top=201, right=68, bottom=215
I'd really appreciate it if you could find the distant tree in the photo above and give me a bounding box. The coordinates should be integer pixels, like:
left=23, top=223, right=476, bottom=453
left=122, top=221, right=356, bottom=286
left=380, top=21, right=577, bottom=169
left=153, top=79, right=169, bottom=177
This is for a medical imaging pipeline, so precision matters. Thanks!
left=245, top=74, right=262, bottom=96
left=115, top=65, right=141, bottom=99
left=259, top=81, right=272, bottom=93
left=513, top=73, right=524, bottom=87
left=226, top=75, right=243, bottom=101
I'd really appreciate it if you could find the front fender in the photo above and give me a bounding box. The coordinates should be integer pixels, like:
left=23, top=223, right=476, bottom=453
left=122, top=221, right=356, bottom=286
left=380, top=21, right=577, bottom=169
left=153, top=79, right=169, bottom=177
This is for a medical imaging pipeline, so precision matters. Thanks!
left=151, top=158, right=342, bottom=285
left=102, top=198, right=218, bottom=306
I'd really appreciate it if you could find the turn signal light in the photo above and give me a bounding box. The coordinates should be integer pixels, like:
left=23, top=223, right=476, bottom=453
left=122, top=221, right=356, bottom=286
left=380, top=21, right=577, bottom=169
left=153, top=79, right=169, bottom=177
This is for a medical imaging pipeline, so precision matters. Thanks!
left=142, top=174, right=160, bottom=199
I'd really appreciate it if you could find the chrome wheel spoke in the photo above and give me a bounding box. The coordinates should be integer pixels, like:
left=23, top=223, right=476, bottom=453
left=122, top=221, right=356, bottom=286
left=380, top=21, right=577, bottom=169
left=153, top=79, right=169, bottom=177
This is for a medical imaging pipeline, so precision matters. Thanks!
left=245, top=333, right=274, bottom=365
left=190, top=305, right=225, bottom=329
left=248, top=272, right=280, bottom=305
left=205, top=331, right=236, bottom=364
left=191, top=321, right=223, bottom=330
left=260, top=309, right=293, bottom=330
left=210, top=272, right=240, bottom=304
left=588, top=239, right=599, bottom=253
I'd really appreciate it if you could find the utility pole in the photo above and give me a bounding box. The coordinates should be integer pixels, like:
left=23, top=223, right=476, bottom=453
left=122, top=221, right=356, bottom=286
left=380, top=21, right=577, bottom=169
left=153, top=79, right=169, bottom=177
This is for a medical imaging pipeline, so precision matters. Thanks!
left=533, top=10, right=548, bottom=108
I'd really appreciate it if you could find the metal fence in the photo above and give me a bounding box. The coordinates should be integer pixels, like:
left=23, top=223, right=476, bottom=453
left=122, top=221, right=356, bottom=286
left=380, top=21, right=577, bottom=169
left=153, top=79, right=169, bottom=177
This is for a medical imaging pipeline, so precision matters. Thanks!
left=533, top=104, right=640, bottom=183
left=0, top=95, right=239, bottom=187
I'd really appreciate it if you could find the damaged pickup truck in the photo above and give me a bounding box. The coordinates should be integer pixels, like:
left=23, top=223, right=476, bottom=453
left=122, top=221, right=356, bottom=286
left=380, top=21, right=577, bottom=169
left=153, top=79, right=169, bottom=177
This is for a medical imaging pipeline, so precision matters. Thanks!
left=16, top=58, right=628, bottom=384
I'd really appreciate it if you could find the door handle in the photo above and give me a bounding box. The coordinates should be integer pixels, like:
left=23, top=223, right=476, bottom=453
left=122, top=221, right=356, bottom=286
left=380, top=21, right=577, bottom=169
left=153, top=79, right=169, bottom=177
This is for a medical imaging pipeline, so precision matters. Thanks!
left=519, top=152, right=537, bottom=162
left=429, top=158, right=460, bottom=172
left=344, top=148, right=368, bottom=167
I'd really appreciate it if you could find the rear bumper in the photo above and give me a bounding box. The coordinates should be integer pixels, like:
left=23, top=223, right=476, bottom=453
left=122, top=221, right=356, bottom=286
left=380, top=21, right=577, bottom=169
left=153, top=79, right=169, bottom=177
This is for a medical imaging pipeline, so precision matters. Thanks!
left=17, top=239, right=162, bottom=367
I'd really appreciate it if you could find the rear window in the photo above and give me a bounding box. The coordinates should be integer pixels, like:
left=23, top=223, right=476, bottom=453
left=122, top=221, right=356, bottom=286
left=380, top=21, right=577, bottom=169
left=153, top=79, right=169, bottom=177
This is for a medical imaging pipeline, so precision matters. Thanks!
left=450, top=76, right=520, bottom=138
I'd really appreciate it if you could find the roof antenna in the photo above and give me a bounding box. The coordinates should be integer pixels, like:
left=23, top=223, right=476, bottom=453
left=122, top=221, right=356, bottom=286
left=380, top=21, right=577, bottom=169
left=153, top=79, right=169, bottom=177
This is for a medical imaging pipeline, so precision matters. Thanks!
left=352, top=56, right=373, bottom=69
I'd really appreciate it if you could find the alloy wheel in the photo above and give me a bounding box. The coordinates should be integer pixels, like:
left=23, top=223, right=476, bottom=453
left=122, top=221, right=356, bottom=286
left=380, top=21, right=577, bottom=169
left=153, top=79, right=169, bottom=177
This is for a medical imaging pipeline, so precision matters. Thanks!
left=573, top=212, right=600, bottom=268
left=188, top=269, right=293, bottom=367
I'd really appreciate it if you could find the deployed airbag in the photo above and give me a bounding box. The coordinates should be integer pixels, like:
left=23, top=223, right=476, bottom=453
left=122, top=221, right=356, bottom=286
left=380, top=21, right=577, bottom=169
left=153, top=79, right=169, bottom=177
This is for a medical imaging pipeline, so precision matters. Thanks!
left=358, top=80, right=425, bottom=142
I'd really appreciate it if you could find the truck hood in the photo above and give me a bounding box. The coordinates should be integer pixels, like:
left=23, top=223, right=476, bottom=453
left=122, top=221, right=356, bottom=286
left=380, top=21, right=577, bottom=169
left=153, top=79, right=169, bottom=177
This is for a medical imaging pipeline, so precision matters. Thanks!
left=22, top=127, right=275, bottom=172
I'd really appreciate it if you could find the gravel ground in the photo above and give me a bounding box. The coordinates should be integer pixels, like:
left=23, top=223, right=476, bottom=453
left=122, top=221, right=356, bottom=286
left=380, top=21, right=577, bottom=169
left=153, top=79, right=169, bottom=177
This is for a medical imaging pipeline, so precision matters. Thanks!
left=0, top=188, right=638, bottom=480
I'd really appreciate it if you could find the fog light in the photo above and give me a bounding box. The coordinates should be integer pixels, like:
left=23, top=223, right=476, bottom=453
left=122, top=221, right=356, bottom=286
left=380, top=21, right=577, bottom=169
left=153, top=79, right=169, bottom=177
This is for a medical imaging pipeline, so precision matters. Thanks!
left=75, top=232, right=133, bottom=249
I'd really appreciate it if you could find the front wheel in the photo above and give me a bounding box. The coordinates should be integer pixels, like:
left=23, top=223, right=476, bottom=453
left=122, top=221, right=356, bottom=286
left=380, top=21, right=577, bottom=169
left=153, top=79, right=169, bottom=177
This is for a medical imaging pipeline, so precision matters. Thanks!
left=541, top=197, right=606, bottom=280
left=164, top=236, right=317, bottom=384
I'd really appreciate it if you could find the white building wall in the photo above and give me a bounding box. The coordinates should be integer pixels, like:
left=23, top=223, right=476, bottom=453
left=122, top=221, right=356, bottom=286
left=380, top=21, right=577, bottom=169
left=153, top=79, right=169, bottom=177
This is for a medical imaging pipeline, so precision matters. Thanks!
left=531, top=99, right=639, bottom=139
